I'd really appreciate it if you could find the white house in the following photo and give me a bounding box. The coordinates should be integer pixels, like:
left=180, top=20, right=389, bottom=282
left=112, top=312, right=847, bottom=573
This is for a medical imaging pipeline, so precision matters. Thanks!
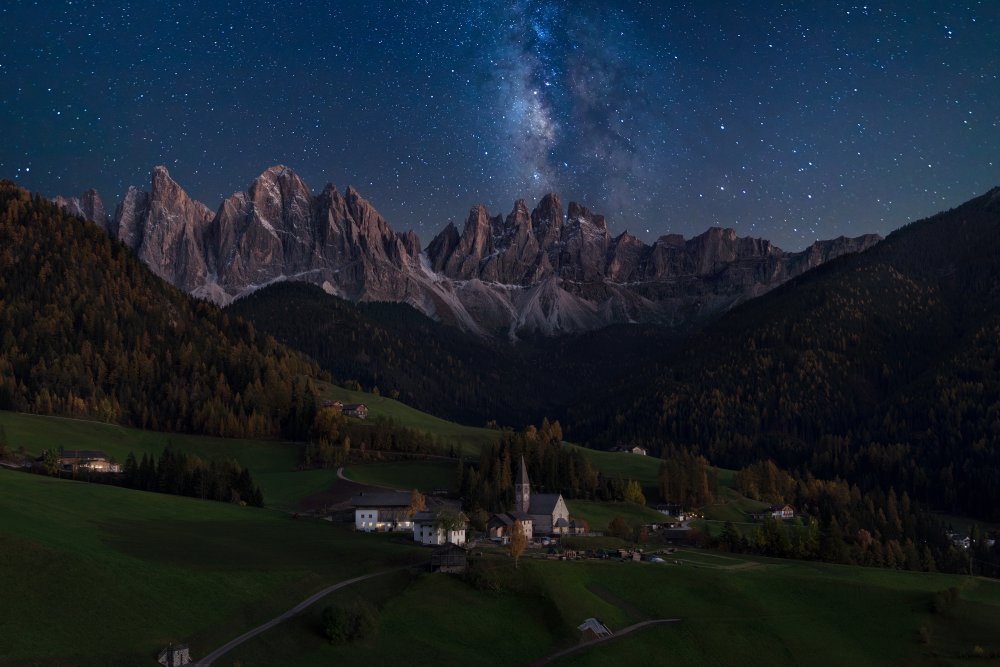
left=351, top=492, right=414, bottom=532
left=412, top=510, right=467, bottom=546
left=769, top=504, right=795, bottom=520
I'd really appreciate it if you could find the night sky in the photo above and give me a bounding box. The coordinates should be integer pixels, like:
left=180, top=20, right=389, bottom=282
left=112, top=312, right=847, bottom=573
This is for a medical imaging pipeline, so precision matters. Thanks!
left=1, top=1, right=997, bottom=251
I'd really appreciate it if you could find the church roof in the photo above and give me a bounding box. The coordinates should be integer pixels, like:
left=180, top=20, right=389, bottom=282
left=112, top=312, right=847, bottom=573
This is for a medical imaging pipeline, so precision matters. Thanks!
left=530, top=493, right=563, bottom=515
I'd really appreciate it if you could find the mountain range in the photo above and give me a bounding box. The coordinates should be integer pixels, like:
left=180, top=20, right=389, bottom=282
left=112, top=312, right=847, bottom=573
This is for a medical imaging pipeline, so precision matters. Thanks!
left=56, top=165, right=880, bottom=338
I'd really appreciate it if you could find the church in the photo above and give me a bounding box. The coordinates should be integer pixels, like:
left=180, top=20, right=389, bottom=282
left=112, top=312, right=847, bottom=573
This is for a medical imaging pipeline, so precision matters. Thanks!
left=488, top=457, right=582, bottom=540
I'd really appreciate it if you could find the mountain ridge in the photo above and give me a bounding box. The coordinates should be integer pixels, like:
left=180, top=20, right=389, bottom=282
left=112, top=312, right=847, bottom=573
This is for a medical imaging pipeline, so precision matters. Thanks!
left=55, top=165, right=881, bottom=338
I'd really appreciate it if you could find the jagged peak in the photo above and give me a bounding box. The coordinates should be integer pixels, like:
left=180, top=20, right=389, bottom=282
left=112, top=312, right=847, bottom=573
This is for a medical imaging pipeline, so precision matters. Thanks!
left=654, top=233, right=686, bottom=247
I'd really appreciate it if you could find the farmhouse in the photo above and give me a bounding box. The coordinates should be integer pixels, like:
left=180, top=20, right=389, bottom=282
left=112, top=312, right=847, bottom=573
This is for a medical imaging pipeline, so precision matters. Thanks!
left=351, top=491, right=414, bottom=532
left=770, top=504, right=795, bottom=520
left=58, top=450, right=120, bottom=473
left=342, top=403, right=369, bottom=419
left=412, top=510, right=468, bottom=546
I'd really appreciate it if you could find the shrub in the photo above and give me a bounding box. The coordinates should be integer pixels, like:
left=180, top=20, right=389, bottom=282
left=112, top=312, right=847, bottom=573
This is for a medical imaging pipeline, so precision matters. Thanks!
left=321, top=599, right=379, bottom=644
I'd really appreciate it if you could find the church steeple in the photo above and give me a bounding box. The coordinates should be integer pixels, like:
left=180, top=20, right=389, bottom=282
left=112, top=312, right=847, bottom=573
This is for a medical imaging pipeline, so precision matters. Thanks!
left=515, top=456, right=531, bottom=514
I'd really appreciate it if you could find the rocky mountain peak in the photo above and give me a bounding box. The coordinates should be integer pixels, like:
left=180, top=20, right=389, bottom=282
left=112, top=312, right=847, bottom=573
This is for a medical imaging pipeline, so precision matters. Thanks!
left=53, top=188, right=108, bottom=229
left=109, top=166, right=213, bottom=292
left=71, top=164, right=885, bottom=338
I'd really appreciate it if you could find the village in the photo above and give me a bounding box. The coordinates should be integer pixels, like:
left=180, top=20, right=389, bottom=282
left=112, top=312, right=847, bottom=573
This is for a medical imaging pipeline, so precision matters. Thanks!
left=346, top=455, right=803, bottom=572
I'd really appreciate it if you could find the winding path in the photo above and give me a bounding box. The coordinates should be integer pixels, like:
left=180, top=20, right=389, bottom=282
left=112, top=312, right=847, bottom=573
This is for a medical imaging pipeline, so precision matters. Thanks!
left=533, top=618, right=681, bottom=666
left=194, top=569, right=400, bottom=666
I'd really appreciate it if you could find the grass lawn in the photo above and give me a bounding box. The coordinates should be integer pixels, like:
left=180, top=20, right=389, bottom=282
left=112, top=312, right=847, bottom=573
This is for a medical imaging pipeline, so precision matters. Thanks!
left=342, top=460, right=456, bottom=493
left=567, top=499, right=666, bottom=531
left=0, top=469, right=424, bottom=667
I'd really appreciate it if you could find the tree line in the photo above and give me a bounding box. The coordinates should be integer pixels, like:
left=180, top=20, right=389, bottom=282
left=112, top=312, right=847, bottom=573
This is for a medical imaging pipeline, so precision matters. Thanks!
left=718, top=459, right=1000, bottom=577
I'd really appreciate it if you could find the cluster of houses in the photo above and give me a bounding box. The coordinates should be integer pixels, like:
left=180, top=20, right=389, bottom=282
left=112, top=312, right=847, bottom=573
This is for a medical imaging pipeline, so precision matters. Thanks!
left=350, top=457, right=586, bottom=551
left=351, top=491, right=468, bottom=546
left=321, top=399, right=369, bottom=419
left=946, top=530, right=997, bottom=550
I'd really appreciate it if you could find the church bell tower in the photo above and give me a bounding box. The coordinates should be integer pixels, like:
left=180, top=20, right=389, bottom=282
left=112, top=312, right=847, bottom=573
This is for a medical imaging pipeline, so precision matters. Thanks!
left=515, top=456, right=531, bottom=513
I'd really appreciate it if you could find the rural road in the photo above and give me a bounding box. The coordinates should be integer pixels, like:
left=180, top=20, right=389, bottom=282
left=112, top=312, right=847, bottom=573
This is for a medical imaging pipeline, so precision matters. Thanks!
left=193, top=569, right=400, bottom=666
left=533, top=618, right=681, bottom=666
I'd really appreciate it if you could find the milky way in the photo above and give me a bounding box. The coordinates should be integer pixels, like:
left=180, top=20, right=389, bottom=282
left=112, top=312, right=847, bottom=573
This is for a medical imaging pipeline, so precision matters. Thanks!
left=1, top=1, right=997, bottom=249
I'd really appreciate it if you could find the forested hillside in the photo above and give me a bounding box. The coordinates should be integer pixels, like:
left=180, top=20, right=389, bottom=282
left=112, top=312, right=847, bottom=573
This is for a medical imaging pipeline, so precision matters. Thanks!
left=228, top=282, right=678, bottom=427
left=572, top=187, right=1000, bottom=520
left=0, top=182, right=325, bottom=437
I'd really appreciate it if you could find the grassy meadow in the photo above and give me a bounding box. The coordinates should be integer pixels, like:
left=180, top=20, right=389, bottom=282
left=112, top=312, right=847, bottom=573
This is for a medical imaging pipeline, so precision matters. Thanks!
left=567, top=499, right=667, bottom=530
left=0, top=468, right=424, bottom=667
left=5, top=407, right=1000, bottom=666
left=0, top=410, right=335, bottom=511
left=341, top=460, right=456, bottom=492
left=221, top=547, right=1000, bottom=667
left=315, top=381, right=501, bottom=455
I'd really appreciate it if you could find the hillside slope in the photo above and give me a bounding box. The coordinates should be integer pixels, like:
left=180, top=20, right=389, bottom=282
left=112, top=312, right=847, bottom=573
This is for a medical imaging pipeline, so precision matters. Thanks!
left=573, top=186, right=1000, bottom=519
left=228, top=281, right=680, bottom=427
left=0, top=182, right=324, bottom=437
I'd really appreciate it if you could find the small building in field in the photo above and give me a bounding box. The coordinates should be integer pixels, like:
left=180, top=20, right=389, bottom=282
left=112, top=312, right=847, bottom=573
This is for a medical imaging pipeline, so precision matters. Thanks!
left=342, top=403, right=369, bottom=419
left=430, top=543, right=468, bottom=573
left=351, top=492, right=414, bottom=532
left=770, top=504, right=795, bottom=520
left=577, top=618, right=612, bottom=641
left=413, top=510, right=468, bottom=546
left=629, top=446, right=647, bottom=456
left=59, top=450, right=120, bottom=473
left=157, top=644, right=191, bottom=666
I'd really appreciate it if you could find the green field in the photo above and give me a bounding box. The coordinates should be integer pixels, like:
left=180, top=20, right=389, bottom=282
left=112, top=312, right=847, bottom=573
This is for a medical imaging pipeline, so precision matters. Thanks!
left=6, top=458, right=1000, bottom=666
left=567, top=499, right=667, bottom=530
left=316, top=382, right=500, bottom=455
left=221, top=545, right=1000, bottom=667
left=564, top=444, right=662, bottom=489
left=0, top=411, right=336, bottom=511
left=0, top=469, right=424, bottom=667
left=342, top=460, right=457, bottom=493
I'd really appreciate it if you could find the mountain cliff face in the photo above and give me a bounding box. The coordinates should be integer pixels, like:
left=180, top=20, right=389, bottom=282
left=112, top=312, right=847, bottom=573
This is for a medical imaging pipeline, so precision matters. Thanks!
left=53, top=189, right=107, bottom=229
left=57, top=165, right=881, bottom=338
left=424, top=196, right=881, bottom=333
